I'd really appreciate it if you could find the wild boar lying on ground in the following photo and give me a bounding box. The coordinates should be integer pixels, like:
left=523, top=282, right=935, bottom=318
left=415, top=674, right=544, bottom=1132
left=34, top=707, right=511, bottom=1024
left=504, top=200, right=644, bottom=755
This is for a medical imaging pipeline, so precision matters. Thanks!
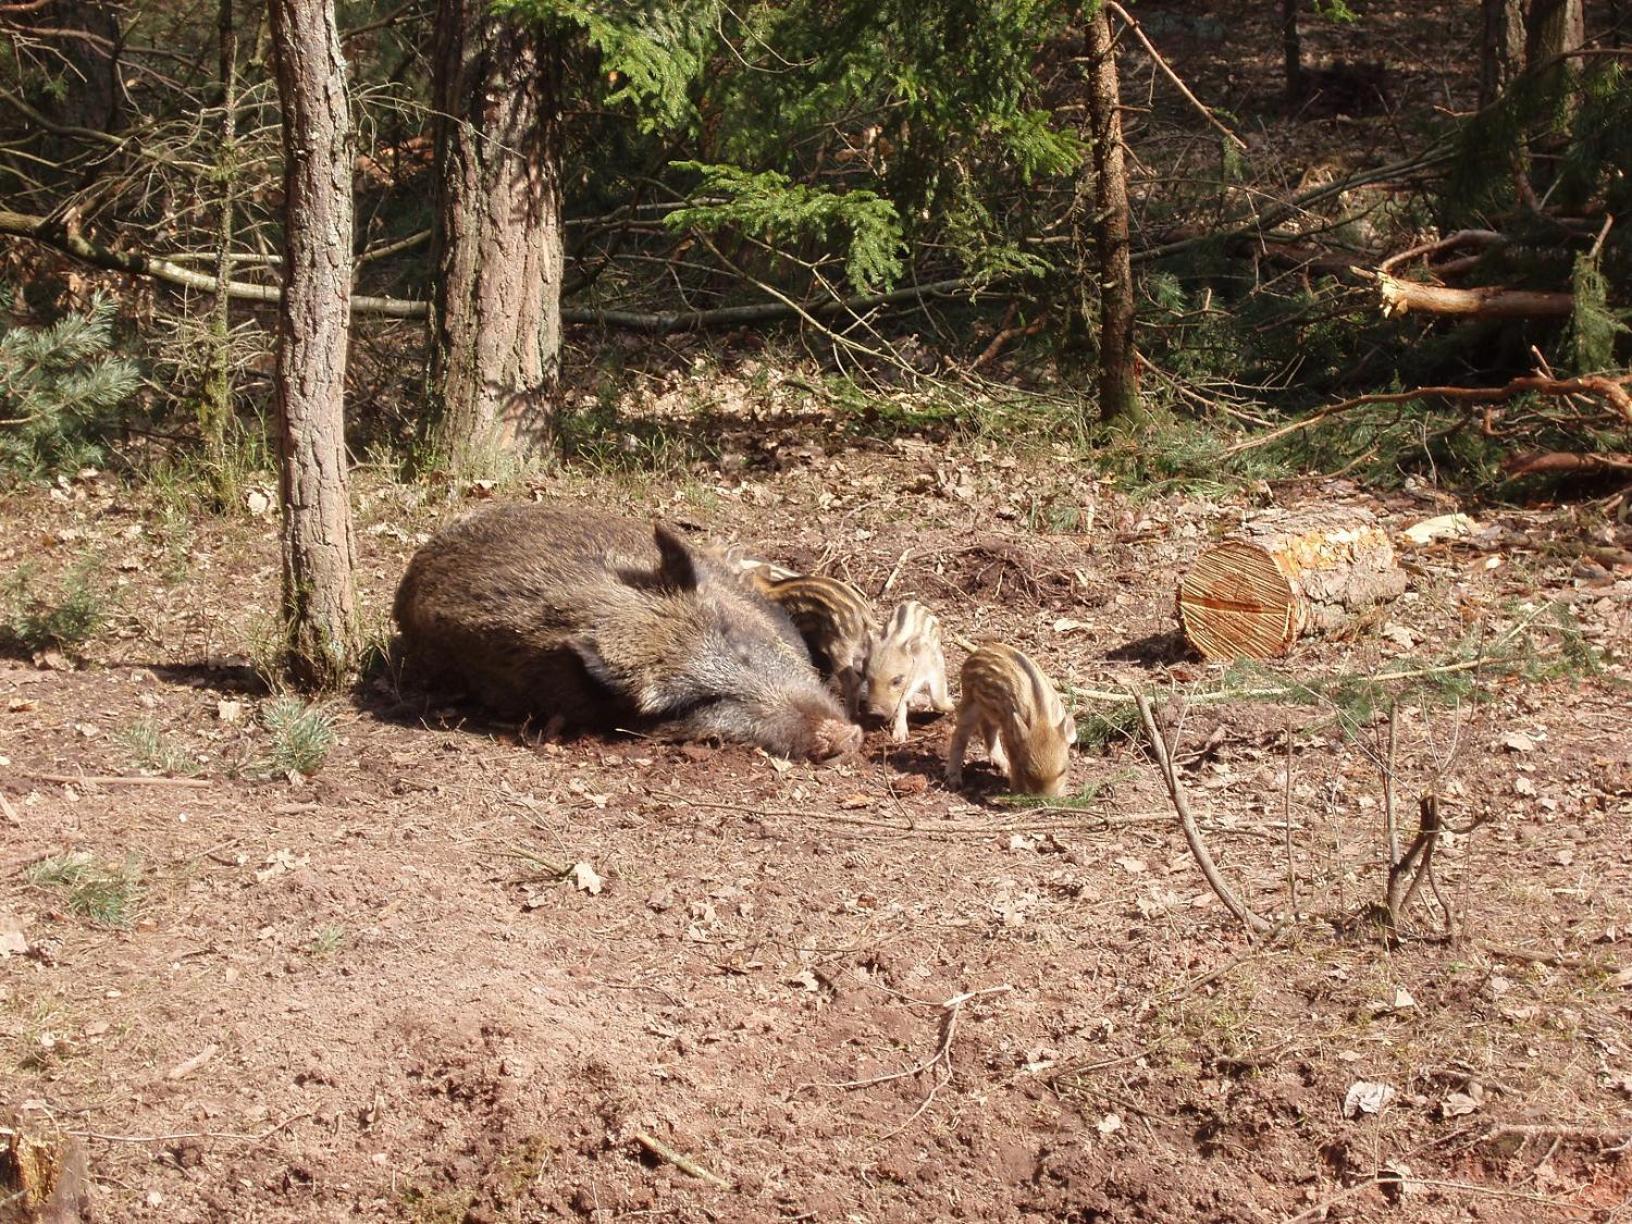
left=393, top=504, right=861, bottom=761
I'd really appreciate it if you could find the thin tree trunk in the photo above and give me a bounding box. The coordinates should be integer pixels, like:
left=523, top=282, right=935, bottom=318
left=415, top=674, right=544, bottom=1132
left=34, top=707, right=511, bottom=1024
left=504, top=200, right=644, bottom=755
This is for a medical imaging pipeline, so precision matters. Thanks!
left=1479, top=0, right=1527, bottom=109
left=1082, top=4, right=1140, bottom=422
left=268, top=0, right=360, bottom=689
left=429, top=0, right=564, bottom=475
left=202, top=0, right=239, bottom=479
left=1282, top=0, right=1303, bottom=107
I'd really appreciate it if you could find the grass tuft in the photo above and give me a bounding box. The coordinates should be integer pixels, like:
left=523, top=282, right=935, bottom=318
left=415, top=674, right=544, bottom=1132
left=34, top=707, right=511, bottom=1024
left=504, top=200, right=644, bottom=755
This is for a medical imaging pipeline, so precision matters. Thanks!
left=2, top=560, right=110, bottom=655
left=26, top=852, right=143, bottom=927
left=261, top=697, right=338, bottom=776
left=120, top=717, right=202, bottom=777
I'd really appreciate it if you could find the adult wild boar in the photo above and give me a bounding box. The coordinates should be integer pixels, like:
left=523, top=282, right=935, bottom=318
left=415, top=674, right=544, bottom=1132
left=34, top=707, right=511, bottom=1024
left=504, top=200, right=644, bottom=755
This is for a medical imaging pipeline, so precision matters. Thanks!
left=393, top=504, right=861, bottom=760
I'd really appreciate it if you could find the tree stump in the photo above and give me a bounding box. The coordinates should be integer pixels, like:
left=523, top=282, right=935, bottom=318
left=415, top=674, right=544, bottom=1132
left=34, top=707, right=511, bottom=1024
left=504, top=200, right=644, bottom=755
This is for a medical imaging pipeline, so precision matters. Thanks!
left=1177, top=507, right=1407, bottom=660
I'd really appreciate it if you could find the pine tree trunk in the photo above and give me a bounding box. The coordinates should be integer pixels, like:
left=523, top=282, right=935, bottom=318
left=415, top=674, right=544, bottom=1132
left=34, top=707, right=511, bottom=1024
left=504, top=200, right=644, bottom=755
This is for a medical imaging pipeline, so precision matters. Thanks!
left=1282, top=0, right=1303, bottom=106
left=1479, top=0, right=1527, bottom=109
left=429, top=0, right=564, bottom=474
left=1526, top=0, right=1585, bottom=112
left=268, top=0, right=360, bottom=689
left=28, top=0, right=122, bottom=134
left=1082, top=5, right=1140, bottom=422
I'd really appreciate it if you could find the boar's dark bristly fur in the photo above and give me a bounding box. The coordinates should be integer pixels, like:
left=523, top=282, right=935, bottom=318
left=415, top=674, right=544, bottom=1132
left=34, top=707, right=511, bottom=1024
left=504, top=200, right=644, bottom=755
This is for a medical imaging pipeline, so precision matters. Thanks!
left=393, top=504, right=861, bottom=760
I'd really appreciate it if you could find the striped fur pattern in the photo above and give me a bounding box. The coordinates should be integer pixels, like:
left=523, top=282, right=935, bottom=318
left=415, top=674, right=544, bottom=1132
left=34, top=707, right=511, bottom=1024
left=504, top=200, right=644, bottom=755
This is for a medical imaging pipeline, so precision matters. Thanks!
left=755, top=575, right=879, bottom=717
left=858, top=600, right=954, bottom=742
left=945, top=642, right=1077, bottom=795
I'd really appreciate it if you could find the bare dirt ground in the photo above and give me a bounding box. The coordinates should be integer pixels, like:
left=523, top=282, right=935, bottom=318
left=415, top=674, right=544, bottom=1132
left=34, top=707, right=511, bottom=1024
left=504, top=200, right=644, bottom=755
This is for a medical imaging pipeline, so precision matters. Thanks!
left=3, top=375, right=1631, bottom=1223
left=6, top=1, right=1632, bottom=1219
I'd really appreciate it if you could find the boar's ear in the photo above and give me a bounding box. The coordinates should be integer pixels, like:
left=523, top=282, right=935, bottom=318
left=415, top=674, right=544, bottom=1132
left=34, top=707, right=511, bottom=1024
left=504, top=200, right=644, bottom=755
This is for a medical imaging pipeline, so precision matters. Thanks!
left=651, top=523, right=700, bottom=591
left=1059, top=712, right=1078, bottom=746
left=568, top=636, right=617, bottom=690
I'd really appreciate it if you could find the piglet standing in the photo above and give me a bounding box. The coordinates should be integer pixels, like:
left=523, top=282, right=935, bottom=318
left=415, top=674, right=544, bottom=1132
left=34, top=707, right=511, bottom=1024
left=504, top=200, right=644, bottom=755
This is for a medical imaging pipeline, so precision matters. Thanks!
left=945, top=642, right=1076, bottom=795
left=858, top=600, right=955, bottom=742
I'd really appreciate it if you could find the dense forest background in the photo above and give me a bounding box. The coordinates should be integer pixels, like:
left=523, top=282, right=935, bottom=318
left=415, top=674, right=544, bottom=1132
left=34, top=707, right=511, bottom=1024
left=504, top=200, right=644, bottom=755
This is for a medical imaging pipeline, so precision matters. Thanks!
left=2, top=0, right=1629, bottom=675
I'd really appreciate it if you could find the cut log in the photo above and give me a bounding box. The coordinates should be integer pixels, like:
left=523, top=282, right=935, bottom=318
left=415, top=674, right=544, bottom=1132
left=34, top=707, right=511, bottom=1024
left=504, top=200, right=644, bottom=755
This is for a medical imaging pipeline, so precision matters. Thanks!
left=1177, top=507, right=1407, bottom=660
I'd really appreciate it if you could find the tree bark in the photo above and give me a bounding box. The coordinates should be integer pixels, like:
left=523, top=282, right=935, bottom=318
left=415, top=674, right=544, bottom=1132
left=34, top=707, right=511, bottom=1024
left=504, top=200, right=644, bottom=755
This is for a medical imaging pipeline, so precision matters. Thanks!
left=1479, top=0, right=1528, bottom=109
left=429, top=0, right=565, bottom=474
left=1525, top=0, right=1585, bottom=112
left=1282, top=0, right=1303, bottom=107
left=1079, top=4, right=1140, bottom=422
left=268, top=0, right=360, bottom=689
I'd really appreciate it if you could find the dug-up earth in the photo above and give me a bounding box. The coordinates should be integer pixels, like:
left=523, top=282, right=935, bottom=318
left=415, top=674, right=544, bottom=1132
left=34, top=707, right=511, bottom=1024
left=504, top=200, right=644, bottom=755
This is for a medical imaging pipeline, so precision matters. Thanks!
left=3, top=393, right=1632, bottom=1223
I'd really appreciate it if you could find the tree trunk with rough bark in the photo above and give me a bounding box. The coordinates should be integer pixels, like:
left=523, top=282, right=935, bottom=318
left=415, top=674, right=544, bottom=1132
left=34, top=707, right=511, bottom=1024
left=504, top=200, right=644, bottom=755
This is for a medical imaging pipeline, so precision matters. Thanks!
left=1282, top=0, right=1303, bottom=107
left=429, top=0, right=565, bottom=474
left=28, top=0, right=122, bottom=134
left=1479, top=0, right=1528, bottom=108
left=268, top=0, right=360, bottom=689
left=1525, top=0, right=1585, bottom=110
left=1078, top=4, right=1140, bottom=422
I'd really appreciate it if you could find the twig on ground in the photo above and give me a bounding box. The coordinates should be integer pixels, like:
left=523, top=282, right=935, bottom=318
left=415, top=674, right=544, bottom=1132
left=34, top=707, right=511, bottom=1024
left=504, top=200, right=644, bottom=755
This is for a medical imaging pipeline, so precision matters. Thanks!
left=70, top=1112, right=310, bottom=1146
left=1283, top=719, right=1298, bottom=922
left=1134, top=693, right=1273, bottom=936
left=628, top=1129, right=733, bottom=1190
left=1478, top=941, right=1619, bottom=972
left=17, top=771, right=212, bottom=789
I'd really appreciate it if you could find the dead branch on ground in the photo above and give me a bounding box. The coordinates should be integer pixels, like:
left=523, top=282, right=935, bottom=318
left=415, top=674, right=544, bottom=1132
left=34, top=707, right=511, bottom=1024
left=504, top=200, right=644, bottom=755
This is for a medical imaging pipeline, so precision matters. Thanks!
left=1360, top=267, right=1575, bottom=318
left=1377, top=229, right=1508, bottom=276
left=626, top=1129, right=733, bottom=1190
left=1225, top=371, right=1632, bottom=455
left=1133, top=693, right=1273, bottom=937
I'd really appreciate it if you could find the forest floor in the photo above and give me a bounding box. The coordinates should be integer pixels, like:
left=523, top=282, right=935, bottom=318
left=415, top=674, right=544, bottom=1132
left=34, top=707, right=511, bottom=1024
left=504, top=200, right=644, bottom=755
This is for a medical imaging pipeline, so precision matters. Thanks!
left=6, top=0, right=1632, bottom=1220
left=3, top=367, right=1632, bottom=1223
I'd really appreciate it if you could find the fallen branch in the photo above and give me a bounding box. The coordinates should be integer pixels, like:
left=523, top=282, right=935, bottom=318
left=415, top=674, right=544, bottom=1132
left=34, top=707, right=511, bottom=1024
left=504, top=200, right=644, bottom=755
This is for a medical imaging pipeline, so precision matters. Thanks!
left=1477, top=1122, right=1632, bottom=1149
left=628, top=1129, right=732, bottom=1190
left=810, top=985, right=1012, bottom=1135
left=18, top=771, right=212, bottom=789
left=0, top=208, right=426, bottom=319
left=1133, top=693, right=1273, bottom=936
left=1377, top=229, right=1507, bottom=275
left=0, top=205, right=983, bottom=331
left=1503, top=450, right=1632, bottom=478
left=1225, top=372, right=1632, bottom=456
left=969, top=304, right=1047, bottom=371
left=1362, top=268, right=1574, bottom=319
left=69, top=1112, right=310, bottom=1145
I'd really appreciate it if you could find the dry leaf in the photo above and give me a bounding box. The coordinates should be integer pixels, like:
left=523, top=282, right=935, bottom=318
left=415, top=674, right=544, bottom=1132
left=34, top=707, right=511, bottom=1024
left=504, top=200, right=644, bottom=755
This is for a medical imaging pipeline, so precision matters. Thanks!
left=839, top=794, right=872, bottom=810
left=0, top=912, right=27, bottom=958
left=1501, top=731, right=1536, bottom=753
left=1401, top=513, right=1477, bottom=546
left=1343, top=1080, right=1397, bottom=1118
left=569, top=862, right=603, bottom=895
